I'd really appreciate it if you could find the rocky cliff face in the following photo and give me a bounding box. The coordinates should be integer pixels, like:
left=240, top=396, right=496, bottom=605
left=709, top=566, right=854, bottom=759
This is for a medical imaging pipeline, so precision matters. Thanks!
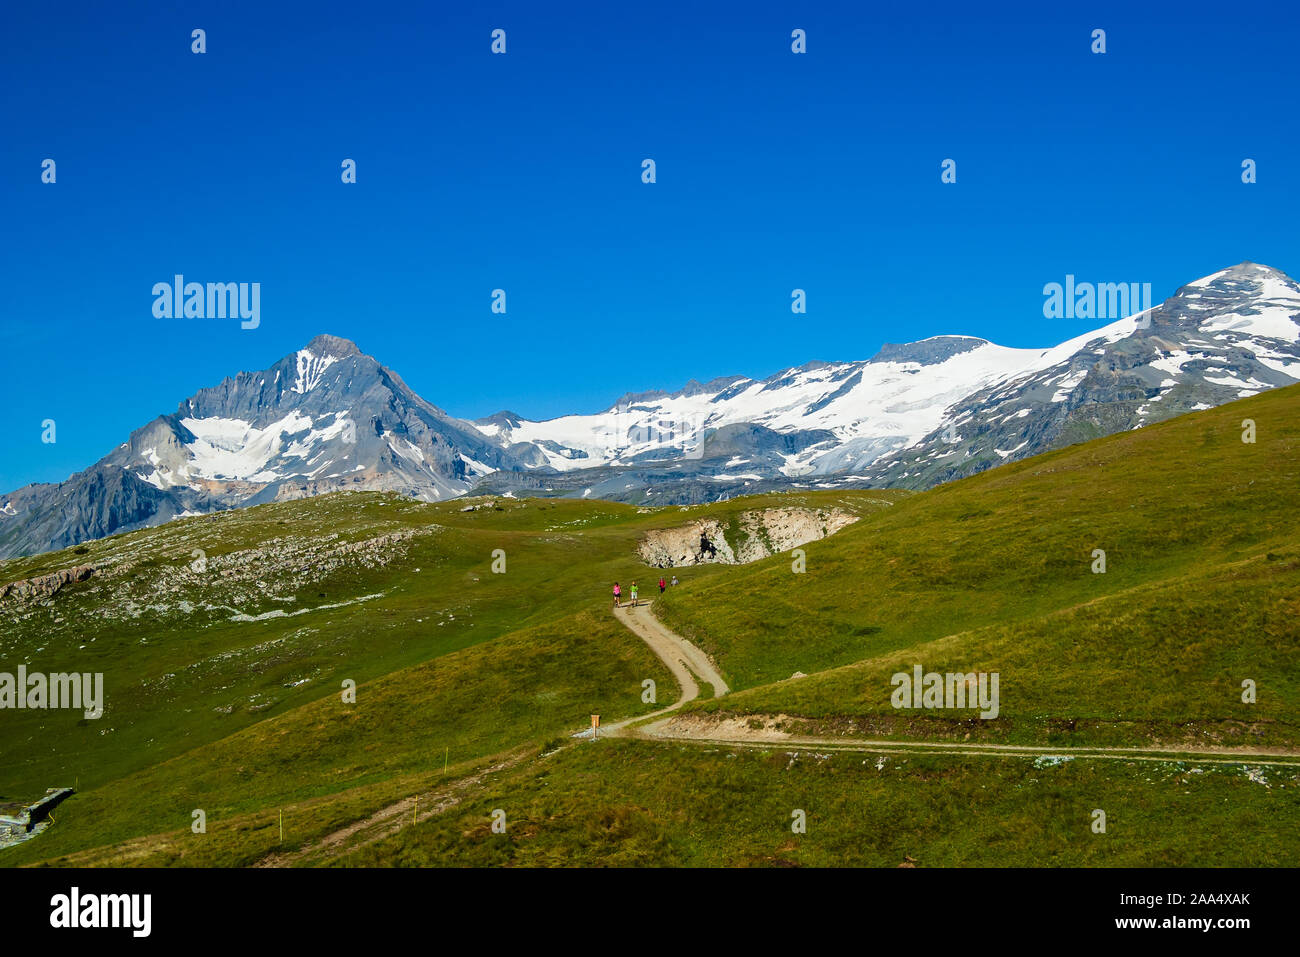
left=637, top=507, right=859, bottom=567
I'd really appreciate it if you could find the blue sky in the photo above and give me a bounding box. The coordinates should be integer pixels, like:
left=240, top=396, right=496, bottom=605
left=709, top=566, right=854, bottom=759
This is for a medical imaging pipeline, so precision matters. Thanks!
left=1, top=0, right=1295, bottom=490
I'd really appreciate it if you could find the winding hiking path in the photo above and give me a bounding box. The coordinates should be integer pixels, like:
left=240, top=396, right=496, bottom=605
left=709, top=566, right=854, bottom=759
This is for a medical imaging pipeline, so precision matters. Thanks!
left=608, top=602, right=1300, bottom=768
left=255, top=602, right=726, bottom=867
left=248, top=597, right=1297, bottom=868
left=590, top=601, right=729, bottom=736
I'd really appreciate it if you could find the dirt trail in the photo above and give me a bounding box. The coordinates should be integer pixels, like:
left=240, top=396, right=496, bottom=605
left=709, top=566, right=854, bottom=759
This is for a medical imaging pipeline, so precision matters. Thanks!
left=253, top=752, right=528, bottom=868
left=259, top=599, right=1300, bottom=869
left=596, top=601, right=730, bottom=735
left=254, top=601, right=721, bottom=866
left=612, top=608, right=1300, bottom=768
left=637, top=715, right=1300, bottom=767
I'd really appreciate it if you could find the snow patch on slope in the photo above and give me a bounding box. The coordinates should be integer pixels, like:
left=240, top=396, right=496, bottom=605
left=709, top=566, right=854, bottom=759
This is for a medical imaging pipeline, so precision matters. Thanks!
left=140, top=410, right=355, bottom=485
left=293, top=350, right=339, bottom=394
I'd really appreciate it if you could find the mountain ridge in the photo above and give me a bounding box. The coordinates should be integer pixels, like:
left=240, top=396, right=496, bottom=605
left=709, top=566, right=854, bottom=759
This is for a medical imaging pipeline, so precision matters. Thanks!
left=3, top=261, right=1298, bottom=559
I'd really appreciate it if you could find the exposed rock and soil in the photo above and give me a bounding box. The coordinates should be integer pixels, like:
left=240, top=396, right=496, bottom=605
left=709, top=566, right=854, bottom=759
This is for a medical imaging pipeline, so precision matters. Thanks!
left=637, top=507, right=858, bottom=566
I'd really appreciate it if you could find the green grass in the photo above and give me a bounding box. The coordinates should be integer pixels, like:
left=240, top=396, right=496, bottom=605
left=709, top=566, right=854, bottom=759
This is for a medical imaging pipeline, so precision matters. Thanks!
left=24, top=761, right=495, bottom=868
left=0, top=488, right=893, bottom=803
left=339, top=739, right=1300, bottom=867
left=3, top=383, right=1298, bottom=867
left=653, top=385, right=1300, bottom=740
left=684, top=552, right=1300, bottom=748
left=2, top=608, right=672, bottom=866
left=1, top=486, right=890, bottom=865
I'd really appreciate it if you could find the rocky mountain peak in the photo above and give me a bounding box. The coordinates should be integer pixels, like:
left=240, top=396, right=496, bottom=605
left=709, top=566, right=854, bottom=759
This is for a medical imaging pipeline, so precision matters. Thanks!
left=1178, top=262, right=1299, bottom=297
left=303, top=334, right=362, bottom=359
left=1220, top=262, right=1289, bottom=281
left=868, top=336, right=989, bottom=366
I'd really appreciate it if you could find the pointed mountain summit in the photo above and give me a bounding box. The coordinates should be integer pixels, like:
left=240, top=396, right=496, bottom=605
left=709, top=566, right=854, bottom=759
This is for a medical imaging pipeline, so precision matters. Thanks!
left=0, top=337, right=527, bottom=559
left=302, top=333, right=362, bottom=358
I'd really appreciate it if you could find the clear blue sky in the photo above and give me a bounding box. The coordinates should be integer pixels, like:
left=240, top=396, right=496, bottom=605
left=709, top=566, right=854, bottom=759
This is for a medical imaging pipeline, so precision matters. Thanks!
left=2, top=0, right=1295, bottom=491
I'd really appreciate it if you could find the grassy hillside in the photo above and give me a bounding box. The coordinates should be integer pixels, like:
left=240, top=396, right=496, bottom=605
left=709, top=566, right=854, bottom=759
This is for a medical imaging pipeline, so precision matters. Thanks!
left=653, top=384, right=1300, bottom=748
left=684, top=554, right=1300, bottom=748
left=0, top=485, right=892, bottom=864
left=338, top=739, right=1300, bottom=867
left=2, top=609, right=671, bottom=866
left=3, top=385, right=1297, bottom=867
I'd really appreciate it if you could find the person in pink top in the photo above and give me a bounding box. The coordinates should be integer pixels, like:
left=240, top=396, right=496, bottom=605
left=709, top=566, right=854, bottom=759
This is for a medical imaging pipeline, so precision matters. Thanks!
left=612, top=582, right=621, bottom=608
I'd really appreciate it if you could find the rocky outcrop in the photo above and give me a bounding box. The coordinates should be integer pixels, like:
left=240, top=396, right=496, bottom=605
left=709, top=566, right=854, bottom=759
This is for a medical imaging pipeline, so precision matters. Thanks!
left=640, top=519, right=735, bottom=567
left=734, top=507, right=859, bottom=562
left=638, top=507, right=858, bottom=566
left=0, top=565, right=95, bottom=602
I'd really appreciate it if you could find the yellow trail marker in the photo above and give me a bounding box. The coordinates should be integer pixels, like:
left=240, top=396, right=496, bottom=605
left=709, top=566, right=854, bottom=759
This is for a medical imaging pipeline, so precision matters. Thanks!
left=591, top=714, right=600, bottom=740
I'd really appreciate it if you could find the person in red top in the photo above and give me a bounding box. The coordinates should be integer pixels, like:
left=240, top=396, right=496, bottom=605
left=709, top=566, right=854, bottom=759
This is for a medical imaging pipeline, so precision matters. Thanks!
left=658, top=577, right=667, bottom=595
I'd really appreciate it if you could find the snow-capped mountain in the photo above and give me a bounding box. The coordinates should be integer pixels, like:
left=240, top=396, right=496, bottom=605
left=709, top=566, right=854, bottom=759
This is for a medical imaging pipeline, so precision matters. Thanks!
left=860, top=261, right=1300, bottom=488
left=0, top=334, right=525, bottom=559
left=474, top=334, right=1054, bottom=480
left=100, top=333, right=516, bottom=501
left=471, top=262, right=1300, bottom=496
left=2, top=263, right=1298, bottom=559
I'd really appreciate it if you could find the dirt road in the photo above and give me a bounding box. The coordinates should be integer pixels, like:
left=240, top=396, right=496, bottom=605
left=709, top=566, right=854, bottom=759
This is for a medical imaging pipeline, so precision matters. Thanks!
left=589, top=602, right=730, bottom=736
left=252, top=599, right=1296, bottom=868
left=609, top=604, right=1300, bottom=768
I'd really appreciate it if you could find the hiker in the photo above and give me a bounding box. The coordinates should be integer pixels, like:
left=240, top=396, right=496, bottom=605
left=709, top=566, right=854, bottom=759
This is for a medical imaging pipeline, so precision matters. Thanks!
left=658, top=576, right=666, bottom=595
left=671, top=575, right=678, bottom=586
left=629, top=581, right=638, bottom=607
left=613, top=582, right=621, bottom=608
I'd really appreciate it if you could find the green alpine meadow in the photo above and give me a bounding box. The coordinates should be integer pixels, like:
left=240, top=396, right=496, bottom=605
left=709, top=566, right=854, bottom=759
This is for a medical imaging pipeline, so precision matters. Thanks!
left=2, top=382, right=1297, bottom=867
